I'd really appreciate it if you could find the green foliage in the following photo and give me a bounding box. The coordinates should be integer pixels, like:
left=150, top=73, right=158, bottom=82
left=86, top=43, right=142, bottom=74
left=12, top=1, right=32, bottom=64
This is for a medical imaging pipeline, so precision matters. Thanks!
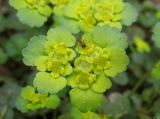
left=22, top=35, right=47, bottom=66
left=152, top=22, right=160, bottom=49
left=70, top=89, right=104, bottom=112
left=0, top=13, right=6, bottom=32
left=3, top=0, right=160, bottom=118
left=152, top=61, right=160, bottom=80
left=17, top=8, right=47, bottom=27
left=33, top=72, right=67, bottom=94
left=22, top=26, right=128, bottom=112
left=112, top=72, right=129, bottom=86
left=4, top=34, right=28, bottom=60
left=0, top=48, right=7, bottom=64
left=101, top=93, right=130, bottom=118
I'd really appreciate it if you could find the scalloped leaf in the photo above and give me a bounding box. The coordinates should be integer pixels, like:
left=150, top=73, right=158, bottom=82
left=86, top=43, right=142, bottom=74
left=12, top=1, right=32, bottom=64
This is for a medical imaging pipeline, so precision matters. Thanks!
left=47, top=27, right=76, bottom=47
left=45, top=95, right=61, bottom=109
left=92, top=73, right=112, bottom=93
left=9, top=0, right=27, bottom=9
left=17, top=8, right=47, bottom=27
left=21, top=86, right=35, bottom=100
left=104, top=48, right=129, bottom=77
left=4, top=34, right=28, bottom=59
left=122, top=2, right=138, bottom=26
left=22, top=35, right=46, bottom=66
left=37, top=5, right=52, bottom=17
left=54, top=15, right=80, bottom=34
left=83, top=26, right=128, bottom=49
left=15, top=96, right=28, bottom=113
left=69, top=89, right=104, bottom=112
left=33, top=72, right=67, bottom=94
left=101, top=93, right=130, bottom=118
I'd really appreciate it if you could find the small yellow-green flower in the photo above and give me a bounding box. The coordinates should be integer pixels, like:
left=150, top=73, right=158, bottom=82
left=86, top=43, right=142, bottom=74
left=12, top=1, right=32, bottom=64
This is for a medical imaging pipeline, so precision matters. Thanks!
left=135, top=36, right=151, bottom=53
left=67, top=69, right=112, bottom=93
left=23, top=27, right=76, bottom=78
left=15, top=86, right=60, bottom=112
left=78, top=26, right=129, bottom=77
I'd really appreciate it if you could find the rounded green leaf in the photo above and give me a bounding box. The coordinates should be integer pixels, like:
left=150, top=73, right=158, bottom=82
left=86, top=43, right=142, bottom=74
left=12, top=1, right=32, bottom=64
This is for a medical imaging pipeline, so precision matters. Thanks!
left=92, top=73, right=112, bottom=93
left=112, top=72, right=129, bottom=86
left=104, top=48, right=129, bottom=77
left=17, top=8, right=47, bottom=27
left=69, top=89, right=104, bottom=112
left=83, top=26, right=128, bottom=49
left=4, top=34, right=28, bottom=59
left=101, top=93, right=130, bottom=118
left=15, top=96, right=28, bottom=113
left=122, top=3, right=138, bottom=26
left=9, top=0, right=27, bottom=9
left=63, top=0, right=80, bottom=19
left=54, top=15, right=80, bottom=34
left=47, top=27, right=76, bottom=47
left=46, top=95, right=61, bottom=109
left=21, top=86, right=35, bottom=100
left=22, top=35, right=46, bottom=66
left=37, top=5, right=52, bottom=17
left=33, top=72, right=67, bottom=94
left=35, top=56, right=48, bottom=71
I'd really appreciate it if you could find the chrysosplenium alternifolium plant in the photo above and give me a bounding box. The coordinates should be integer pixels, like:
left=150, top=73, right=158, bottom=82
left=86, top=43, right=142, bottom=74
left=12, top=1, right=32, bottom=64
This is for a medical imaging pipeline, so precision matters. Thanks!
left=9, top=0, right=137, bottom=118
left=17, top=26, right=129, bottom=113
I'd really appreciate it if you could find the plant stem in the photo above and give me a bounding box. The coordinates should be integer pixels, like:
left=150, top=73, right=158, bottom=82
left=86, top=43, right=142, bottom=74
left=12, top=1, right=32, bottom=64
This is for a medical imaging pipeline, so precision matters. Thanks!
left=129, top=71, right=150, bottom=97
left=0, top=105, right=8, bottom=119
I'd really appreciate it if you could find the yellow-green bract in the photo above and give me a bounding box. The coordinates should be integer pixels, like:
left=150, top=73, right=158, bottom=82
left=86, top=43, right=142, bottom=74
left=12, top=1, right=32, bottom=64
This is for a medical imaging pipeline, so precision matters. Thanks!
left=53, top=0, right=138, bottom=33
left=21, top=26, right=129, bottom=112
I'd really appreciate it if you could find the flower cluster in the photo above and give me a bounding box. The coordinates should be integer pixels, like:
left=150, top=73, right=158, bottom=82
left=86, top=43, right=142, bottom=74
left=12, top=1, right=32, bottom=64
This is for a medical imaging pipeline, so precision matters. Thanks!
left=68, top=26, right=129, bottom=111
left=54, top=0, right=138, bottom=33
left=9, top=0, right=52, bottom=27
left=134, top=36, right=151, bottom=53
left=9, top=0, right=137, bottom=32
left=17, top=26, right=129, bottom=112
left=16, top=86, right=60, bottom=112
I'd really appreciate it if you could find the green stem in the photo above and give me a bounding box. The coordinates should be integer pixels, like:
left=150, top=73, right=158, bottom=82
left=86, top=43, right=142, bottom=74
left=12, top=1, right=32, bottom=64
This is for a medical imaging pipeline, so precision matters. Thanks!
left=0, top=105, right=8, bottom=119
left=42, top=114, right=47, bottom=119
left=129, top=71, right=150, bottom=97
